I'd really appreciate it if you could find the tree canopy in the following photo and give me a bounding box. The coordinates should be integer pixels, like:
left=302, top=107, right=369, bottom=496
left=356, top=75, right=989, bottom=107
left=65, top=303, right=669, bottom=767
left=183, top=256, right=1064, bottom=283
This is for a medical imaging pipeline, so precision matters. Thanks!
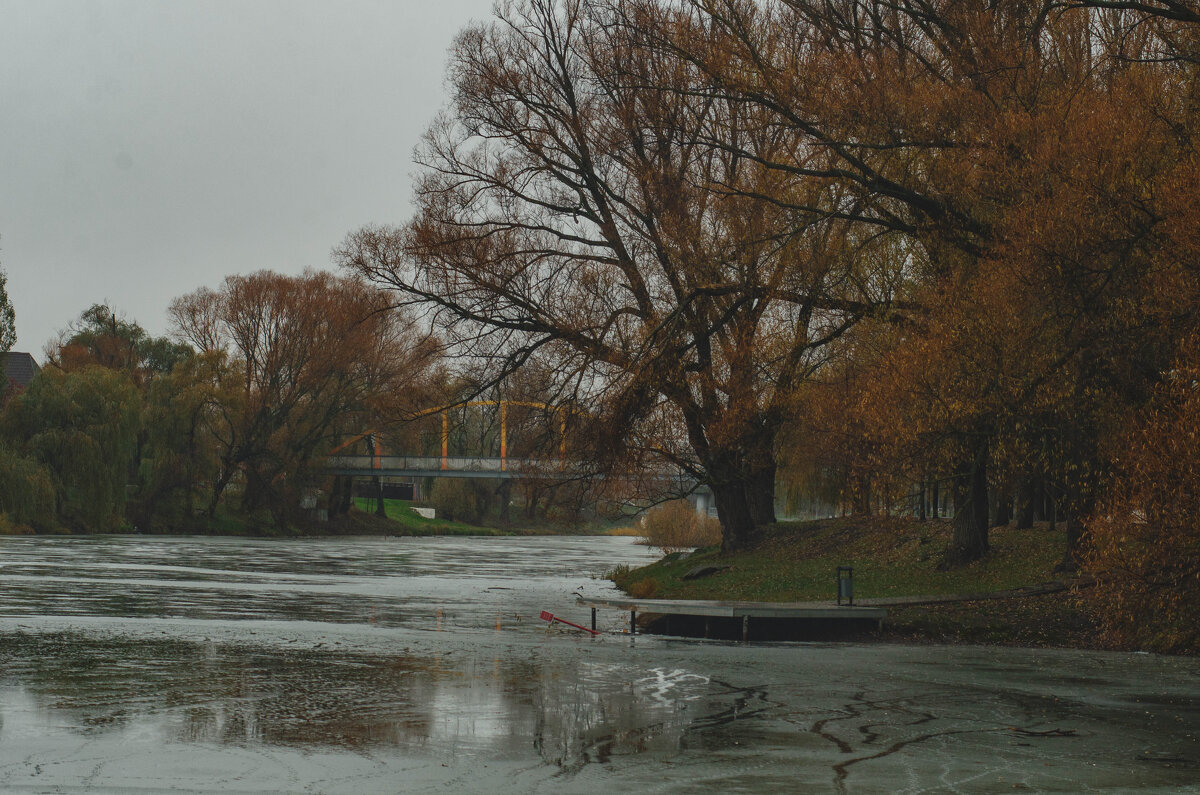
left=0, top=260, right=16, bottom=354
left=170, top=270, right=441, bottom=527
left=338, top=0, right=909, bottom=550
left=2, top=366, right=141, bottom=532
left=338, top=0, right=1200, bottom=568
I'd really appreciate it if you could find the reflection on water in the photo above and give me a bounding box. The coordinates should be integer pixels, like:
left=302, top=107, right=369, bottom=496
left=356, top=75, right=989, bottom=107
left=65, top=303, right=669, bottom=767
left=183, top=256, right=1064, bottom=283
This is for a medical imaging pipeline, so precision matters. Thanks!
left=1, top=535, right=1199, bottom=793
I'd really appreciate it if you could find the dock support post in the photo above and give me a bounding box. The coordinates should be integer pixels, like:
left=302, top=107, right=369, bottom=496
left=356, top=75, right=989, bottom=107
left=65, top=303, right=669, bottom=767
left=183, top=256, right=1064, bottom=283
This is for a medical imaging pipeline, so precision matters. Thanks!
left=742, top=615, right=750, bottom=642
left=630, top=610, right=637, bottom=635
left=591, top=608, right=597, bottom=632
left=704, top=618, right=711, bottom=638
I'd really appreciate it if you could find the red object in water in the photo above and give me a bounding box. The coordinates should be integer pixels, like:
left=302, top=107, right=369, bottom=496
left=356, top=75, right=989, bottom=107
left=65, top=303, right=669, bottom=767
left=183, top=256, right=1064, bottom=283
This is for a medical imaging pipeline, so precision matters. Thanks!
left=540, top=610, right=600, bottom=635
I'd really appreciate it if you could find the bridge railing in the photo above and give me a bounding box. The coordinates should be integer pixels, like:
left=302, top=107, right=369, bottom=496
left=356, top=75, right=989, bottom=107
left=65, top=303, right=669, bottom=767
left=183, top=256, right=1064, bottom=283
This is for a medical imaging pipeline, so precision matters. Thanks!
left=325, top=454, right=561, bottom=475
left=323, top=454, right=704, bottom=492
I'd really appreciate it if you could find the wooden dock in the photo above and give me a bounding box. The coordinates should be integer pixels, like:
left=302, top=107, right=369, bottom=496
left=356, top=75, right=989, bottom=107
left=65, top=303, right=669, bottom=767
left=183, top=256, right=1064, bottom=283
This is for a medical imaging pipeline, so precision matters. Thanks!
left=577, top=596, right=886, bottom=641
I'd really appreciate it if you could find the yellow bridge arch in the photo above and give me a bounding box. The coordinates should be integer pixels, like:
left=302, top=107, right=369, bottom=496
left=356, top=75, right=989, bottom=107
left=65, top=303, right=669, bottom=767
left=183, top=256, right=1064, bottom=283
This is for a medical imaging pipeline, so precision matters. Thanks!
left=328, top=400, right=582, bottom=472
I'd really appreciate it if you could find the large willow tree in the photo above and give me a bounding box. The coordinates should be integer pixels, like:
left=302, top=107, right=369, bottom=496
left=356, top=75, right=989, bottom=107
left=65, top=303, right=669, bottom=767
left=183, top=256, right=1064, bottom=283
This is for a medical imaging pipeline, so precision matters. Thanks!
left=338, top=0, right=906, bottom=550
left=2, top=367, right=141, bottom=532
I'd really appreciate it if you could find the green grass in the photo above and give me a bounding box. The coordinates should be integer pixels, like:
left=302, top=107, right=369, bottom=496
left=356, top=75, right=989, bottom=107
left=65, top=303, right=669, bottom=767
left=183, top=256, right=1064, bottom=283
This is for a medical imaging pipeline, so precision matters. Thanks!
left=199, top=508, right=262, bottom=536
left=611, top=516, right=1068, bottom=602
left=350, top=497, right=506, bottom=536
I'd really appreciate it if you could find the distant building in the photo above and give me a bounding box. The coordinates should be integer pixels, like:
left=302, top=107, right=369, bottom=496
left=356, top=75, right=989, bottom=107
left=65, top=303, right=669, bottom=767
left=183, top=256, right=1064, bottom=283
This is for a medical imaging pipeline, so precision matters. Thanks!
left=2, top=351, right=40, bottom=402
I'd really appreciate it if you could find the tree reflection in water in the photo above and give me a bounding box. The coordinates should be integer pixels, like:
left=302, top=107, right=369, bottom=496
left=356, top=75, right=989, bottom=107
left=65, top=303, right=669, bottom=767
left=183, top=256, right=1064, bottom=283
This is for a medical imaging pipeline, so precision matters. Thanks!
left=0, top=633, right=712, bottom=771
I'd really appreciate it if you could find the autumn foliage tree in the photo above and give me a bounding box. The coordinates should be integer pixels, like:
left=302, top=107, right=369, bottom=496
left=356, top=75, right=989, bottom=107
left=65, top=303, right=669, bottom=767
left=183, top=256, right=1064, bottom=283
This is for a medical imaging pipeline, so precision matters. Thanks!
left=49, top=303, right=191, bottom=382
left=170, top=270, right=439, bottom=528
left=676, top=0, right=1200, bottom=567
left=331, top=0, right=1200, bottom=579
left=339, top=0, right=908, bottom=550
left=1087, top=337, right=1200, bottom=652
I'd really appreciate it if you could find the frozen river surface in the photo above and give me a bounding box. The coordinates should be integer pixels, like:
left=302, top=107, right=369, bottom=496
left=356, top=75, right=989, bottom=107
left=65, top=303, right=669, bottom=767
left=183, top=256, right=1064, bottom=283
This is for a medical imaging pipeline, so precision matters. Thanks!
left=0, top=535, right=1197, bottom=793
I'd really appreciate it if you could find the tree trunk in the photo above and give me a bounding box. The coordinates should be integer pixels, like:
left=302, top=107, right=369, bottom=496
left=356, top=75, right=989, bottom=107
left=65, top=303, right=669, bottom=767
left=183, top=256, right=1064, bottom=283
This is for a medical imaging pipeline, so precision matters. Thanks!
left=207, top=465, right=234, bottom=519
left=702, top=422, right=778, bottom=550
left=917, top=478, right=927, bottom=522
left=183, top=422, right=197, bottom=522
left=711, top=478, right=758, bottom=553
left=748, top=463, right=777, bottom=526
left=1057, top=513, right=1085, bottom=573
left=1032, top=477, right=1045, bottom=522
left=497, top=479, right=512, bottom=525
left=1015, top=473, right=1035, bottom=529
left=850, top=471, right=873, bottom=516
left=328, top=476, right=354, bottom=518
left=943, top=438, right=990, bottom=567
left=990, top=488, right=1012, bottom=527
left=328, top=477, right=344, bottom=517
left=374, top=476, right=386, bottom=517
left=524, top=485, right=541, bottom=520
left=930, top=479, right=940, bottom=519
left=241, top=466, right=267, bottom=515
left=1057, top=469, right=1094, bottom=574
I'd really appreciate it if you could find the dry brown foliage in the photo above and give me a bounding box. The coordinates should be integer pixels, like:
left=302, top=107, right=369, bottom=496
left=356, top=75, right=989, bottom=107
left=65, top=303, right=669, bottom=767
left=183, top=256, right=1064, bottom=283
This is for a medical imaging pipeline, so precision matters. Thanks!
left=628, top=577, right=660, bottom=599
left=1087, top=337, right=1200, bottom=653
left=640, top=499, right=722, bottom=554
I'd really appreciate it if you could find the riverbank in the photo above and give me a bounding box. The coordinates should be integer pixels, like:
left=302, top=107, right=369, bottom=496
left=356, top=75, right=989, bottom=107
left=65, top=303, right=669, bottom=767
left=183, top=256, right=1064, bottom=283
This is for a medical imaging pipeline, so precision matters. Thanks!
left=0, top=497, right=565, bottom=538
left=609, top=516, right=1111, bottom=650
left=341, top=497, right=512, bottom=536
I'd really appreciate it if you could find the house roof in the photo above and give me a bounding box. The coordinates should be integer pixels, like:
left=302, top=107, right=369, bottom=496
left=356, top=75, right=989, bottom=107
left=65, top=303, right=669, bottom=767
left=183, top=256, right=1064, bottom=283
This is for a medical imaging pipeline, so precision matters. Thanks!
left=2, top=352, right=40, bottom=388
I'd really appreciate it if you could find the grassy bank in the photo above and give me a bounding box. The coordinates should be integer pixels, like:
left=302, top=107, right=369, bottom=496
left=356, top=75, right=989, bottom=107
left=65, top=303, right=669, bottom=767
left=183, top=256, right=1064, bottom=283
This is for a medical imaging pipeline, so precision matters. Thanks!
left=2, top=496, right=606, bottom=538
left=155, top=501, right=507, bottom=538
left=610, top=516, right=1104, bottom=648
left=348, top=497, right=508, bottom=536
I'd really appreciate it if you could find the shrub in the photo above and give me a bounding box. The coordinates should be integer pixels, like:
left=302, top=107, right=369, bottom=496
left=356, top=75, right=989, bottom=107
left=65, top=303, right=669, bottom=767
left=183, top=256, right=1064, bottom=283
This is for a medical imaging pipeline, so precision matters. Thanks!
left=0, top=513, right=36, bottom=535
left=607, top=563, right=632, bottom=580
left=640, top=499, right=722, bottom=553
left=628, top=577, right=659, bottom=598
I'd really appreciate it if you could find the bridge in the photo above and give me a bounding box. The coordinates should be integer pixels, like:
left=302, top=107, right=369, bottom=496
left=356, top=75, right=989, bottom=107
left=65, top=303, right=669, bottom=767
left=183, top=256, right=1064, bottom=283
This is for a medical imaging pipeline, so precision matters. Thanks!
left=321, top=454, right=714, bottom=515
left=324, top=454, right=594, bottom=480
left=320, top=400, right=716, bottom=514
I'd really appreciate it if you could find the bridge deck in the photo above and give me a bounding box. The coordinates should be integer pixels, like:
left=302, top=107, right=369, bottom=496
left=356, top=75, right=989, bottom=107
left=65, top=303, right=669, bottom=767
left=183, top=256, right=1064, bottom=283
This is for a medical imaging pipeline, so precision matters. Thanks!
left=323, top=455, right=705, bottom=488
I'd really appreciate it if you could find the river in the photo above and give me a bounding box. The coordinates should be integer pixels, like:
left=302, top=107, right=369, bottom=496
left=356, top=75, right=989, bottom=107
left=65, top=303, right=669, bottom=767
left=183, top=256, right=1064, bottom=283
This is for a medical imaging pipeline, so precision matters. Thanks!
left=0, top=534, right=1196, bottom=793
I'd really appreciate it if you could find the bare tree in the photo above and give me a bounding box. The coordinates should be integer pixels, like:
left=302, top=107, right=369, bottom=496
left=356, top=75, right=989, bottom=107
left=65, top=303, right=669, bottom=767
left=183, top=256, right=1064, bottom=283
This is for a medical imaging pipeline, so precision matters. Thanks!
left=338, top=0, right=905, bottom=550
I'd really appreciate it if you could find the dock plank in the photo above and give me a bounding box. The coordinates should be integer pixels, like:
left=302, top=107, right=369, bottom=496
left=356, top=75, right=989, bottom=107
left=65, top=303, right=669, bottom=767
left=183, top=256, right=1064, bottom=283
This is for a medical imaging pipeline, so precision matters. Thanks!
left=577, top=596, right=886, bottom=621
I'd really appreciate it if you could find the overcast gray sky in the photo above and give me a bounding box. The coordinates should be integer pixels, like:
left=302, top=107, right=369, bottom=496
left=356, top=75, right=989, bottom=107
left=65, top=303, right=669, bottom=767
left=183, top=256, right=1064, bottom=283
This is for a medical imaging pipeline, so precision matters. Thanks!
left=0, top=0, right=495, bottom=356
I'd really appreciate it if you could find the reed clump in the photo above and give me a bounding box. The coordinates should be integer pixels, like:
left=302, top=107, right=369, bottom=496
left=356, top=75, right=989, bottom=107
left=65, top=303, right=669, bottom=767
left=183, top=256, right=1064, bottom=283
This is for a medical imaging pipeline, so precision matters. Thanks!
left=640, top=500, right=721, bottom=553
